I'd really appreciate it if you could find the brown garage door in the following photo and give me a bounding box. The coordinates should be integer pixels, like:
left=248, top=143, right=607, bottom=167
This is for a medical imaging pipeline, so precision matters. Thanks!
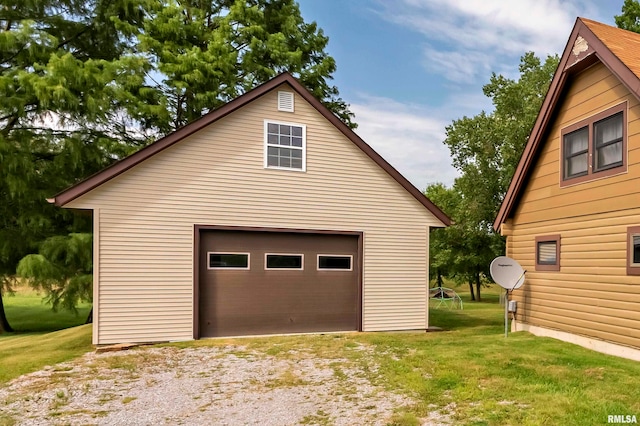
left=198, top=230, right=360, bottom=337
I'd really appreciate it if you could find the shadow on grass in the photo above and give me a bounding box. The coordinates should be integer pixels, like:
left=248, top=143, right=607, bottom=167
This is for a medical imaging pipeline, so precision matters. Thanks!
left=430, top=308, right=503, bottom=332
left=429, top=288, right=504, bottom=333
left=4, top=297, right=91, bottom=334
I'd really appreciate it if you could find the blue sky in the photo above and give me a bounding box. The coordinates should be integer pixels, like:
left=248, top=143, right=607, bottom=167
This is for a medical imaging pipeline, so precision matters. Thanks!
left=297, top=0, right=625, bottom=190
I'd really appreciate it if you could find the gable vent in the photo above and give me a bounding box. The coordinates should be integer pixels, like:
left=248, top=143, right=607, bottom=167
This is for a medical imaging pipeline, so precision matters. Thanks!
left=278, top=91, right=294, bottom=112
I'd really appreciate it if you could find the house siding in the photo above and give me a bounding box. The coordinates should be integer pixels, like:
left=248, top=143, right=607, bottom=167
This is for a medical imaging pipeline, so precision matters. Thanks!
left=67, top=84, right=441, bottom=344
left=507, top=62, right=640, bottom=349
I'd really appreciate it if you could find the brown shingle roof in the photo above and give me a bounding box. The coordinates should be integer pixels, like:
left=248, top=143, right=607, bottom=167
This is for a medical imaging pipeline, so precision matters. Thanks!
left=582, top=18, right=640, bottom=79
left=494, top=18, right=640, bottom=231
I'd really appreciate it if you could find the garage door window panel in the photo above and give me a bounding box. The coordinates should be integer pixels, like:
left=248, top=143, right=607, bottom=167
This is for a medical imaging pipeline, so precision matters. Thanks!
left=317, top=255, right=353, bottom=271
left=265, top=254, right=304, bottom=270
left=208, top=253, right=250, bottom=269
left=265, top=121, right=306, bottom=171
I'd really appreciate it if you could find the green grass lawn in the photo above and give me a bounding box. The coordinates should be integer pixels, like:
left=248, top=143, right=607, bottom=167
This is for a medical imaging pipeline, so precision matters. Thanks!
left=395, top=285, right=640, bottom=424
left=2, top=283, right=639, bottom=425
left=0, top=324, right=93, bottom=384
left=0, top=285, right=94, bottom=385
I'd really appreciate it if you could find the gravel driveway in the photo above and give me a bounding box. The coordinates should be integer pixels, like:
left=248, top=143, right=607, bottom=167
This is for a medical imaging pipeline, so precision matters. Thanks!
left=0, top=342, right=450, bottom=425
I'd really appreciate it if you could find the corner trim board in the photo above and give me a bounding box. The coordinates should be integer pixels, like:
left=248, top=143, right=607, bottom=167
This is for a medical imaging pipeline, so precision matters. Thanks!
left=92, top=208, right=100, bottom=345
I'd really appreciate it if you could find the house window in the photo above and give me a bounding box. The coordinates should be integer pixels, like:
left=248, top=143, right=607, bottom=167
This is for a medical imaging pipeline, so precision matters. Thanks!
left=265, top=254, right=304, bottom=270
left=535, top=235, right=560, bottom=271
left=594, top=113, right=623, bottom=171
left=564, top=128, right=589, bottom=178
left=561, top=103, right=626, bottom=186
left=627, top=226, right=640, bottom=276
left=208, top=253, right=250, bottom=270
left=264, top=120, right=306, bottom=171
left=317, top=255, right=353, bottom=271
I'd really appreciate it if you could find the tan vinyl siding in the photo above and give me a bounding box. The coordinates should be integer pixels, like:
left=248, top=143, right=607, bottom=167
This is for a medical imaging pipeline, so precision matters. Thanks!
left=68, top=84, right=441, bottom=344
left=509, top=63, right=640, bottom=349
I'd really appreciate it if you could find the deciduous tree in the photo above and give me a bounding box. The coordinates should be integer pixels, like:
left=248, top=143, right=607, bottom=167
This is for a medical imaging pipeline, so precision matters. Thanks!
left=615, top=0, right=640, bottom=33
left=431, top=53, right=558, bottom=300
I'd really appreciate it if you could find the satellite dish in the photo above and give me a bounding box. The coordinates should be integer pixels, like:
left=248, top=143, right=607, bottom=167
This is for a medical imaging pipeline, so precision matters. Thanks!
left=490, top=256, right=527, bottom=338
left=490, top=256, right=526, bottom=290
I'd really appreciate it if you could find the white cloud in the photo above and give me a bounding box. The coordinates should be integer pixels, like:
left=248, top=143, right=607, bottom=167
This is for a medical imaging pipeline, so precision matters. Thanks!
left=343, top=0, right=614, bottom=190
left=349, top=95, right=460, bottom=190
left=377, top=0, right=605, bottom=83
left=422, top=45, right=493, bottom=84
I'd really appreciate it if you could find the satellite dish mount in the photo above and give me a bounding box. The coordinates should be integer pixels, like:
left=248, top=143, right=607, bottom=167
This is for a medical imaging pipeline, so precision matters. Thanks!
left=489, top=256, right=526, bottom=337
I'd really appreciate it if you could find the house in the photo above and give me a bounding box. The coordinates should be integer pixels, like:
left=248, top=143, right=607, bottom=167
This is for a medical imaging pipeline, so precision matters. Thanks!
left=494, top=18, right=640, bottom=360
left=50, top=73, right=450, bottom=345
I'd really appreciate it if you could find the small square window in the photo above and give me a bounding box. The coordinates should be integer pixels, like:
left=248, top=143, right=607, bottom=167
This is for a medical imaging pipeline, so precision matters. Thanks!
left=537, top=242, right=557, bottom=264
left=627, top=226, right=640, bottom=275
left=535, top=235, right=560, bottom=271
left=633, top=236, right=640, bottom=265
left=264, top=120, right=306, bottom=171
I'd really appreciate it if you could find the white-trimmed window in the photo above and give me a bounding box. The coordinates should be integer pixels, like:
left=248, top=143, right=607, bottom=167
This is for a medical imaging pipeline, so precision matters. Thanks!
left=317, top=255, right=353, bottom=271
left=208, top=252, right=250, bottom=270
left=265, top=253, right=304, bottom=270
left=264, top=120, right=306, bottom=171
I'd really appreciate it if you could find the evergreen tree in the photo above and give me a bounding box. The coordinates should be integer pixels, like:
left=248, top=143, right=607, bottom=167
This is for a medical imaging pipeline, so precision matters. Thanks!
left=113, top=0, right=354, bottom=133
left=0, top=0, right=144, bottom=332
left=17, top=233, right=93, bottom=322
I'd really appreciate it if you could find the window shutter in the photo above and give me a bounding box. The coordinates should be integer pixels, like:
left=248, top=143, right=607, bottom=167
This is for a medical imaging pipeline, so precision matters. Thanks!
left=278, top=91, right=294, bottom=112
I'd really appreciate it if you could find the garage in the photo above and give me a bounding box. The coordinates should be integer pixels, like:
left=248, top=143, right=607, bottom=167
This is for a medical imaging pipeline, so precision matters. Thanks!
left=50, top=74, right=449, bottom=345
left=197, top=228, right=361, bottom=337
